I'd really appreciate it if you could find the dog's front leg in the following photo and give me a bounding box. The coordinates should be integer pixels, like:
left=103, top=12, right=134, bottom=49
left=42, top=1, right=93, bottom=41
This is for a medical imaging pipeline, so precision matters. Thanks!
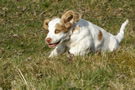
left=49, top=43, right=67, bottom=58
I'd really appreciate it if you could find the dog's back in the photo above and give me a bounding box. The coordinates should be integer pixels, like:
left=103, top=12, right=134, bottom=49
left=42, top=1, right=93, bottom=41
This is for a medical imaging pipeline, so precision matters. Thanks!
left=67, top=19, right=129, bottom=52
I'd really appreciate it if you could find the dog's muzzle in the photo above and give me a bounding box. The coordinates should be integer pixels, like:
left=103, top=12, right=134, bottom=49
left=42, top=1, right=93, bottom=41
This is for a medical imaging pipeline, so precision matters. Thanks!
left=48, top=40, right=61, bottom=48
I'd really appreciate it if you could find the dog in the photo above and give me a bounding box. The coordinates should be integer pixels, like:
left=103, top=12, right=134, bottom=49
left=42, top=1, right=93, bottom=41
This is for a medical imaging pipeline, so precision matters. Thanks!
left=44, top=10, right=129, bottom=58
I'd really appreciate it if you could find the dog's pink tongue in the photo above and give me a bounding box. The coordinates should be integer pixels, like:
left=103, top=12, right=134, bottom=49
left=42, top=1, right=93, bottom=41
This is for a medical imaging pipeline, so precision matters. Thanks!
left=48, top=44, right=57, bottom=48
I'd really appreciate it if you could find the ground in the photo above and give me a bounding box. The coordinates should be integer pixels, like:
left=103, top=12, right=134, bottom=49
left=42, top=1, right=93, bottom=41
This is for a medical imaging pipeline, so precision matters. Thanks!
left=0, top=0, right=135, bottom=89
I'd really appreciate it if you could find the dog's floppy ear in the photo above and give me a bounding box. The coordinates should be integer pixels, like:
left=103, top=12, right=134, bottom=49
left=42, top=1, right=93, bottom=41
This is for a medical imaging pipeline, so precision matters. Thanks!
left=43, top=19, right=50, bottom=30
left=61, top=10, right=74, bottom=24
left=73, top=12, right=81, bottom=22
left=61, top=10, right=81, bottom=24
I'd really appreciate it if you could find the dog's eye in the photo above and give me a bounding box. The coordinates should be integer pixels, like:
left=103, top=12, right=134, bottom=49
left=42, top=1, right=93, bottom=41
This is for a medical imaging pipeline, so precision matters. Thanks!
left=55, top=29, right=61, bottom=34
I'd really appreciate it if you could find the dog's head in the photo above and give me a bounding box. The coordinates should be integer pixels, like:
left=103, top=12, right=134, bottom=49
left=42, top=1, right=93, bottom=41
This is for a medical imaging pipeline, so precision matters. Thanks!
left=44, top=10, right=81, bottom=48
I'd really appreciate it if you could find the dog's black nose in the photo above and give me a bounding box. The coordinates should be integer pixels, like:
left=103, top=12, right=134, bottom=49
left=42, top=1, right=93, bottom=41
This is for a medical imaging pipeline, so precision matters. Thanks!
left=46, top=38, right=52, bottom=43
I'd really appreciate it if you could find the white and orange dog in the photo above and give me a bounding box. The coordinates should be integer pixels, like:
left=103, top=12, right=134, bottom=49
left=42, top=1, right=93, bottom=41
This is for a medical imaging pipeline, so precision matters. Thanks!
left=44, top=10, right=129, bottom=58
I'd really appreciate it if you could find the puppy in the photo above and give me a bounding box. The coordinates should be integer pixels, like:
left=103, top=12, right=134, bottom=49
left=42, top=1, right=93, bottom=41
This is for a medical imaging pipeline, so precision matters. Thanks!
left=44, top=10, right=129, bottom=57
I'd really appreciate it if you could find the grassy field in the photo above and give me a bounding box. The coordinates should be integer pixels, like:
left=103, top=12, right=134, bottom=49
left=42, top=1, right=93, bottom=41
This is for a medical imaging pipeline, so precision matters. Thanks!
left=0, top=0, right=135, bottom=89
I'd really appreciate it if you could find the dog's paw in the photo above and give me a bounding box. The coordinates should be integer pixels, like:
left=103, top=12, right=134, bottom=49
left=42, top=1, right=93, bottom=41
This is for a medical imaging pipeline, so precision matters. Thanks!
left=48, top=50, right=58, bottom=58
left=48, top=53, right=55, bottom=58
left=66, top=51, right=74, bottom=60
left=48, top=54, right=53, bottom=58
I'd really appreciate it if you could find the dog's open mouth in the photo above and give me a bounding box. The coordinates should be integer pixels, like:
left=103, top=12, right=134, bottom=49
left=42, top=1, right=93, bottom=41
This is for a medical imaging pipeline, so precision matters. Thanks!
left=48, top=40, right=61, bottom=48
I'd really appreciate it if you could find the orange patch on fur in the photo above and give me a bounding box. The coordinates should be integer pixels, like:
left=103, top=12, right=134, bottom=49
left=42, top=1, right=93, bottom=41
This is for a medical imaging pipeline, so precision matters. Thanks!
left=43, top=19, right=50, bottom=30
left=55, top=29, right=61, bottom=34
left=61, top=10, right=74, bottom=23
left=98, top=30, right=103, bottom=41
left=73, top=25, right=80, bottom=32
left=73, top=12, right=81, bottom=22
left=61, top=10, right=81, bottom=24
left=55, top=22, right=73, bottom=33
left=56, top=10, right=81, bottom=34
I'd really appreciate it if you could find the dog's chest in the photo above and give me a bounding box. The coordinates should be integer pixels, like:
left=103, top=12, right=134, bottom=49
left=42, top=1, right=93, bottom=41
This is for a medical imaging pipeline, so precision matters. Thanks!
left=66, top=40, right=77, bottom=48
left=65, top=34, right=81, bottom=49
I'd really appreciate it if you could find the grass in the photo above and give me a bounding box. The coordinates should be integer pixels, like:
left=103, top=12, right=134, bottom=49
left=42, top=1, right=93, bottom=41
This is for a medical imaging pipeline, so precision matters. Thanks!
left=0, top=0, right=135, bottom=89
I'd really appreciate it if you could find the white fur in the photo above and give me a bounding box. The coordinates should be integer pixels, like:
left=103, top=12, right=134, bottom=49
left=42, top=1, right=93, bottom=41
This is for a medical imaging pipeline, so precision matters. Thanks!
left=45, top=18, right=129, bottom=57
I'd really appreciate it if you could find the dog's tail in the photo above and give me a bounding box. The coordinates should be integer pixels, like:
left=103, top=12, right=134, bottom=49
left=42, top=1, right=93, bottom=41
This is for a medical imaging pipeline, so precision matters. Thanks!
left=115, top=19, right=129, bottom=43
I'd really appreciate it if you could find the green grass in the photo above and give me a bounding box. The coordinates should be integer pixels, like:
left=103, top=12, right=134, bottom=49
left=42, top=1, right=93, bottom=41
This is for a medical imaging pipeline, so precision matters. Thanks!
left=0, top=0, right=135, bottom=89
